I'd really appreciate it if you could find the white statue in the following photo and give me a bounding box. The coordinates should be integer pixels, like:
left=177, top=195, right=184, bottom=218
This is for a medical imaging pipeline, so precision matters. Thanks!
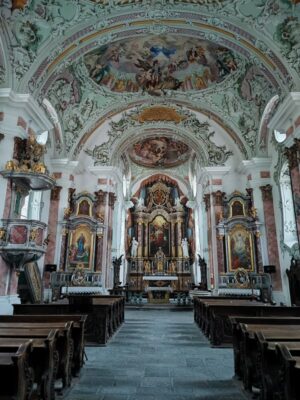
left=131, top=237, right=139, bottom=258
left=181, top=238, right=189, bottom=258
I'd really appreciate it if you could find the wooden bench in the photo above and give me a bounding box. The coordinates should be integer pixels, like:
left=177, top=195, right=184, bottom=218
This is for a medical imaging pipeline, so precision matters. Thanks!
left=14, top=296, right=124, bottom=345
left=273, top=342, right=300, bottom=400
left=236, top=322, right=300, bottom=395
left=230, top=316, right=300, bottom=379
left=68, top=295, right=124, bottom=343
left=194, top=297, right=300, bottom=346
left=0, top=324, right=72, bottom=392
left=0, top=331, right=57, bottom=400
left=0, top=314, right=86, bottom=376
left=0, top=341, right=35, bottom=400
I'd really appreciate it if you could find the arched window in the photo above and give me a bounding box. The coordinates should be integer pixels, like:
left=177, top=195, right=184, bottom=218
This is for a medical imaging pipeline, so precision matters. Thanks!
left=280, top=162, right=298, bottom=248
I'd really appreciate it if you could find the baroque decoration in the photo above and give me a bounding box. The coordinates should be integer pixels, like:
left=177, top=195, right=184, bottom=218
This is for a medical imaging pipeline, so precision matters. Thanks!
left=85, top=105, right=233, bottom=167
left=0, top=0, right=297, bottom=160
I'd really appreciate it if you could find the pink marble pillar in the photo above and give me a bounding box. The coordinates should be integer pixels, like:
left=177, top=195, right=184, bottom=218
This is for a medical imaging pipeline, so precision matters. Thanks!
left=260, top=184, right=282, bottom=290
left=43, top=186, right=62, bottom=288
left=212, top=190, right=225, bottom=274
left=204, top=194, right=214, bottom=288
left=94, top=190, right=107, bottom=272
left=285, top=140, right=300, bottom=246
left=44, top=186, right=62, bottom=265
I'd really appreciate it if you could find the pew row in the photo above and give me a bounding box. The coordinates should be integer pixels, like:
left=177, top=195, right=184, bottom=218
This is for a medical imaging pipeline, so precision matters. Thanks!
left=0, top=325, right=72, bottom=391
left=0, top=341, right=35, bottom=400
left=0, top=314, right=86, bottom=376
left=0, top=331, right=57, bottom=400
left=231, top=318, right=300, bottom=400
left=193, top=297, right=300, bottom=346
left=14, top=295, right=124, bottom=344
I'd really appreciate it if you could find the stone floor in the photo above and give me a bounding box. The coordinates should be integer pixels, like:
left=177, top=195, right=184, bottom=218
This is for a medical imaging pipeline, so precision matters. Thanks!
left=64, top=308, right=248, bottom=400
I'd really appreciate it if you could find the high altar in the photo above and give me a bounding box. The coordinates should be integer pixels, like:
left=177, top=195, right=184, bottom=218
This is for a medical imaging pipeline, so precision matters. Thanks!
left=126, top=176, right=194, bottom=302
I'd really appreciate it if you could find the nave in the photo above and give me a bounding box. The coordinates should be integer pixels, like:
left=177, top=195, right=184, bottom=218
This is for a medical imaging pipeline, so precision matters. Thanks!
left=65, top=309, right=247, bottom=400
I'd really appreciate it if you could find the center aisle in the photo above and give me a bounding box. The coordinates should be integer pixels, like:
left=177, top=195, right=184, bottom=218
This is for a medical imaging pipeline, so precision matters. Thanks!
left=65, top=309, right=248, bottom=400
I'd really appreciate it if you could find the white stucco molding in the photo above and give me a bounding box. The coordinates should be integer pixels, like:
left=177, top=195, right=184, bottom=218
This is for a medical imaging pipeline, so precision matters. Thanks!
left=241, top=157, right=272, bottom=185
left=202, top=166, right=231, bottom=191
left=0, top=88, right=53, bottom=137
left=89, top=166, right=123, bottom=195
left=50, top=159, right=79, bottom=182
left=268, top=92, right=300, bottom=147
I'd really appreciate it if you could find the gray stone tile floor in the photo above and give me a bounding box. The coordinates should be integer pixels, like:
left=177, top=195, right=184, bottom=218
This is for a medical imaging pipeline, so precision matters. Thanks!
left=64, top=309, right=248, bottom=400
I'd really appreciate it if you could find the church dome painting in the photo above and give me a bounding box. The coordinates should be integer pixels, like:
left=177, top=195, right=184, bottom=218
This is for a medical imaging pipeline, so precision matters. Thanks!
left=129, top=137, right=190, bottom=167
left=83, top=35, right=238, bottom=95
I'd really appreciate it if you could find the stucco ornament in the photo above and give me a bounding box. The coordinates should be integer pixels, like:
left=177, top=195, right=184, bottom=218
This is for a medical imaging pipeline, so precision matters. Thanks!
left=85, top=105, right=233, bottom=166
left=275, top=16, right=300, bottom=72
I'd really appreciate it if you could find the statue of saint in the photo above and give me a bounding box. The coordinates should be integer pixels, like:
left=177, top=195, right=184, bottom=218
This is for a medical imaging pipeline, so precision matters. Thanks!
left=131, top=237, right=139, bottom=258
left=181, top=238, right=189, bottom=258
left=144, top=260, right=151, bottom=274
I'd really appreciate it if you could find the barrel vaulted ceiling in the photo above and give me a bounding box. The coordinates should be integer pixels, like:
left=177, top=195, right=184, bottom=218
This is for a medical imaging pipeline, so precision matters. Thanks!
left=1, top=0, right=300, bottom=169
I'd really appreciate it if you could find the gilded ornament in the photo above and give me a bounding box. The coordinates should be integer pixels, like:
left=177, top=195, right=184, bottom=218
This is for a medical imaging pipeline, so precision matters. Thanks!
left=250, top=207, right=258, bottom=219
left=96, top=212, right=104, bottom=222
left=0, top=228, right=6, bottom=241
left=5, top=160, right=16, bottom=171
left=32, top=162, right=46, bottom=174
left=29, top=229, right=37, bottom=242
left=132, top=106, right=186, bottom=124
left=64, top=207, right=72, bottom=218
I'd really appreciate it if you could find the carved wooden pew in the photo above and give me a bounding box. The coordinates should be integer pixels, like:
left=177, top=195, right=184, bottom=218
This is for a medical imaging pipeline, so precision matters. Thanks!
left=14, top=296, right=124, bottom=345
left=68, top=295, right=124, bottom=343
left=194, top=297, right=300, bottom=346
left=1, top=314, right=86, bottom=376
left=230, top=316, right=300, bottom=379
left=0, top=324, right=72, bottom=391
left=273, top=342, right=300, bottom=400
left=238, top=323, right=300, bottom=394
left=0, top=331, right=57, bottom=400
left=0, top=341, right=34, bottom=400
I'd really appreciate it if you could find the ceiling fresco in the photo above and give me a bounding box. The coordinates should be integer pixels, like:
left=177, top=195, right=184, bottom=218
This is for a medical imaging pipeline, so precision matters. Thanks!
left=128, top=137, right=191, bottom=168
left=83, top=36, right=238, bottom=96
left=1, top=0, right=300, bottom=164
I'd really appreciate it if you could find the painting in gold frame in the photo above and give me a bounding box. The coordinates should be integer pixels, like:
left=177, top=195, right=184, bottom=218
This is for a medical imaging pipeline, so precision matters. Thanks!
left=76, top=198, right=93, bottom=217
left=227, top=224, right=254, bottom=271
left=68, top=224, right=94, bottom=270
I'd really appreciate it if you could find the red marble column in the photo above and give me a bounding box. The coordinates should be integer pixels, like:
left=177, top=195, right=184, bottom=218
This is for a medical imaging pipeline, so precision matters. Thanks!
left=204, top=194, right=213, bottom=288
left=106, top=192, right=117, bottom=286
left=260, top=184, right=282, bottom=290
left=212, top=190, right=225, bottom=274
left=285, top=140, right=300, bottom=246
left=94, top=190, right=107, bottom=272
left=44, top=186, right=62, bottom=266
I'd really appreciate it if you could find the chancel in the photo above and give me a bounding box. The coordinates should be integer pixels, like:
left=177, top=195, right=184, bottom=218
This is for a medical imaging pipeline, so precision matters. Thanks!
left=1, top=1, right=300, bottom=399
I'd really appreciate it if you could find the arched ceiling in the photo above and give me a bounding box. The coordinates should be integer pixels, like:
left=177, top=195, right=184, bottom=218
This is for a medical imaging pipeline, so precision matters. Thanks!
left=1, top=0, right=300, bottom=166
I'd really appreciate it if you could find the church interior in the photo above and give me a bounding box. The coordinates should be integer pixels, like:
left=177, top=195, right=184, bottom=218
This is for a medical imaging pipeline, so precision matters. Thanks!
left=1, top=0, right=300, bottom=399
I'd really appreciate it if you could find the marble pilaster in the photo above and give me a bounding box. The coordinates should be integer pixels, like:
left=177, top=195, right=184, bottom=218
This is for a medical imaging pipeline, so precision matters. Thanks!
left=260, top=184, right=282, bottom=290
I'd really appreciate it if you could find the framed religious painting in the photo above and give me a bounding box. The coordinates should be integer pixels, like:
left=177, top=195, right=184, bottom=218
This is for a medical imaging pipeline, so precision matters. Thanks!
left=67, top=224, right=95, bottom=270
left=149, top=215, right=170, bottom=257
left=227, top=224, right=254, bottom=272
